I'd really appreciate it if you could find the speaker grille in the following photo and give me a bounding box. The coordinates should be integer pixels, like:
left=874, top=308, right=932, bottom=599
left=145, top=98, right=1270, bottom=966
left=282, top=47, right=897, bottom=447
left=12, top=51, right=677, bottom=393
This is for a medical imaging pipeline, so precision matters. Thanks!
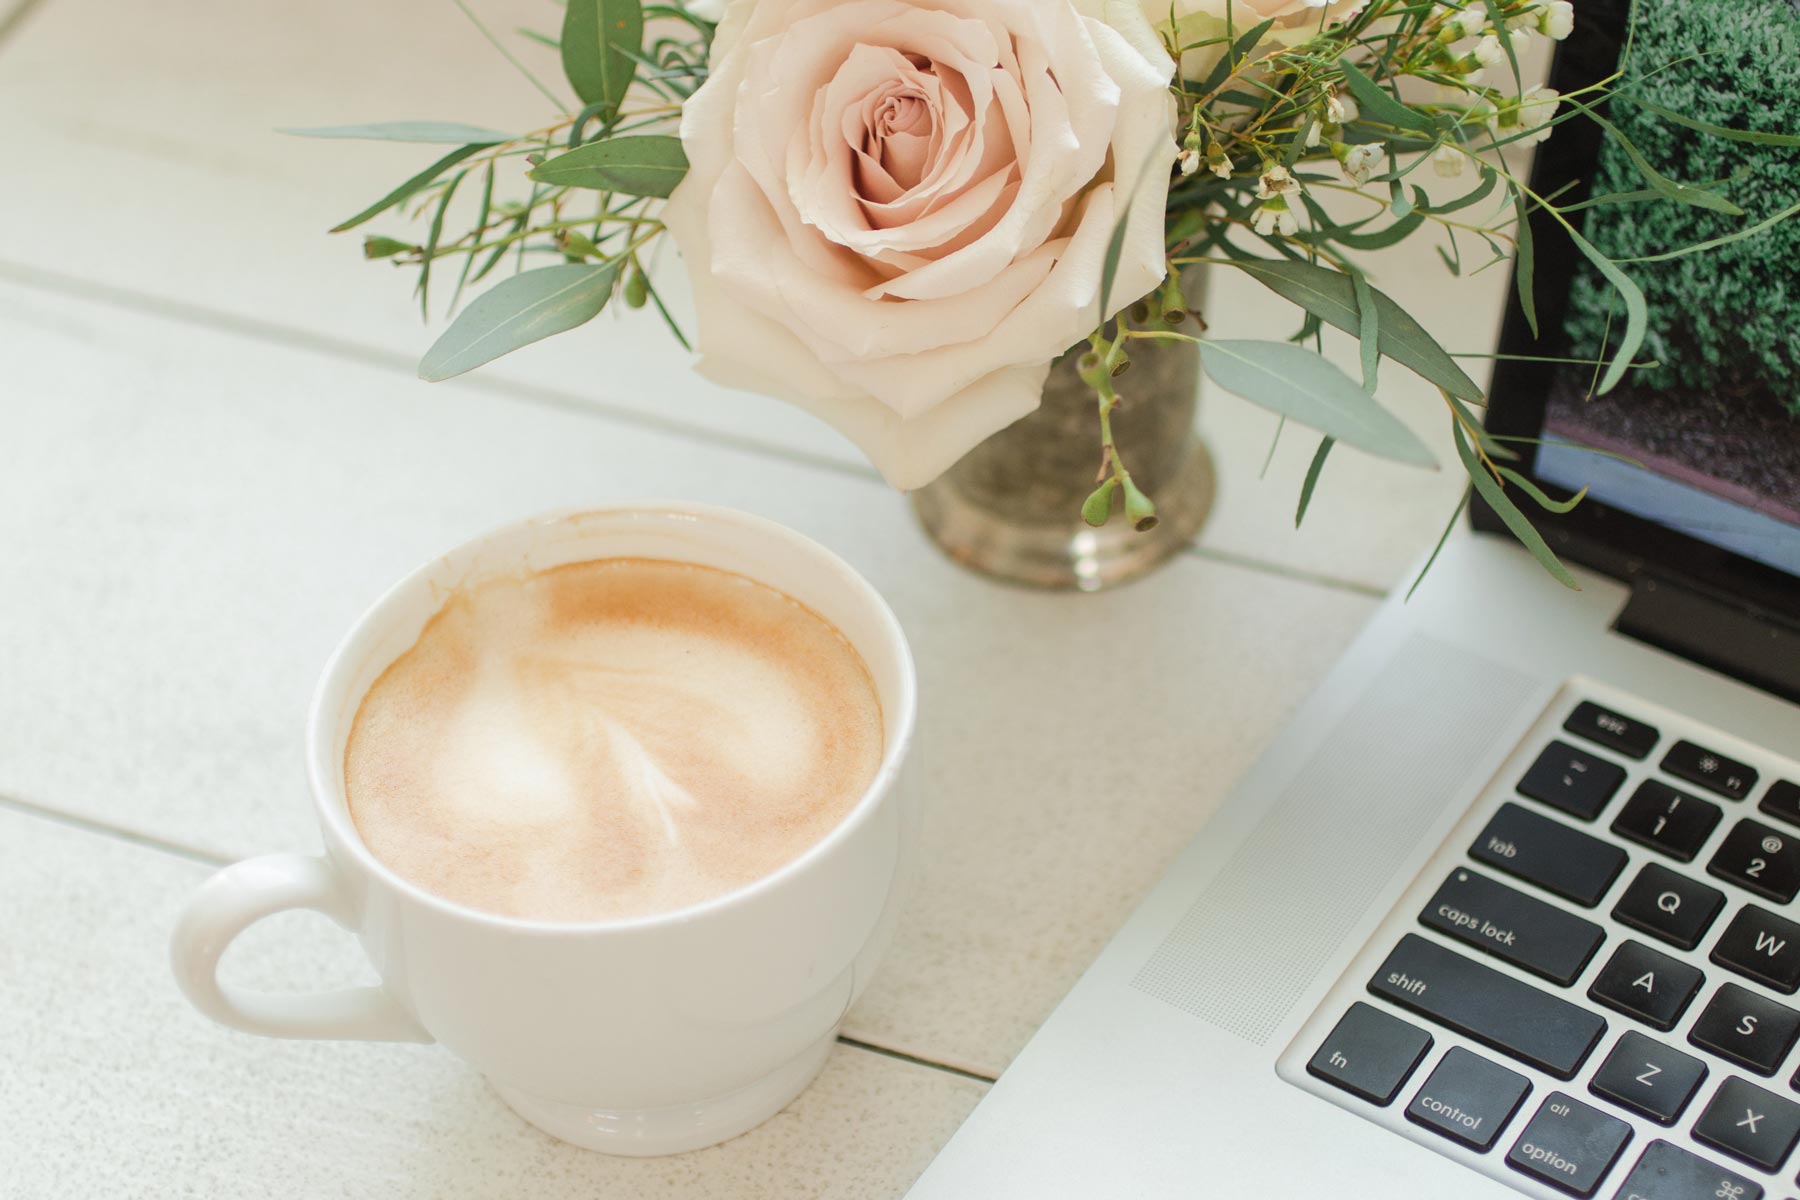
left=1131, top=635, right=1536, bottom=1044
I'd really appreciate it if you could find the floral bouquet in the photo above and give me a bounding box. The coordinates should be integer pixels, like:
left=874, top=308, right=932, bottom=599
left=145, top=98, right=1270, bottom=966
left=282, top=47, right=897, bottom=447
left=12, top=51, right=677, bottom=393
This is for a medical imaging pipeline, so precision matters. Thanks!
left=297, top=0, right=1792, bottom=586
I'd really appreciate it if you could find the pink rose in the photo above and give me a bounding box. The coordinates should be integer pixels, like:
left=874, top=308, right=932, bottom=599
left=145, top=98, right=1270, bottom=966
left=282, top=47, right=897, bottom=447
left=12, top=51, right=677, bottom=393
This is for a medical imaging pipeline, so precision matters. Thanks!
left=663, top=0, right=1178, bottom=488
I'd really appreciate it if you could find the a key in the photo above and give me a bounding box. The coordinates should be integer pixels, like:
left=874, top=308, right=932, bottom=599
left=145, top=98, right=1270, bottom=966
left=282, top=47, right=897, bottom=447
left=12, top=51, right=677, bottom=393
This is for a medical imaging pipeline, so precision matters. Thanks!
left=1708, top=819, right=1800, bottom=904
left=1520, top=740, right=1627, bottom=821
left=1369, top=935, right=1607, bottom=1079
left=1588, top=942, right=1704, bottom=1032
left=1758, top=779, right=1800, bottom=829
left=1403, top=1045, right=1531, bottom=1151
left=1609, top=1140, right=1763, bottom=1200
left=1712, top=906, right=1800, bottom=994
left=1587, top=1031, right=1707, bottom=1125
left=1664, top=740, right=1759, bottom=802
left=1688, top=985, right=1800, bottom=1077
left=1693, top=1076, right=1800, bottom=1172
left=1305, top=1001, right=1432, bottom=1105
left=1564, top=700, right=1659, bottom=761
left=1612, top=781, right=1722, bottom=863
left=1611, top=864, right=1725, bottom=951
left=1472, top=803, right=1629, bottom=908
left=1420, top=868, right=1605, bottom=986
left=1505, top=1092, right=1632, bottom=1197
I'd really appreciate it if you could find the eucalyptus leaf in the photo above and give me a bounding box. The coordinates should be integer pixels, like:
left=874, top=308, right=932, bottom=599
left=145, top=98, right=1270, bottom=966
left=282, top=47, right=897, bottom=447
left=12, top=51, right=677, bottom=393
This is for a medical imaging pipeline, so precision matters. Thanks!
left=419, top=262, right=621, bottom=381
left=1350, top=270, right=1379, bottom=393
left=1330, top=209, right=1425, bottom=250
left=1405, top=487, right=1472, bottom=601
left=281, top=121, right=514, bottom=145
left=530, top=135, right=688, bottom=198
left=1454, top=420, right=1577, bottom=588
left=561, top=0, right=644, bottom=114
left=1628, top=97, right=1800, bottom=147
left=1296, top=437, right=1334, bottom=527
left=1512, top=192, right=1538, bottom=337
left=1560, top=95, right=1744, bottom=216
left=1199, top=339, right=1436, bottom=467
left=1337, top=58, right=1437, bottom=135
left=330, top=144, right=490, bottom=233
left=1420, top=167, right=1498, bottom=216
left=1229, top=258, right=1483, bottom=402
left=1563, top=223, right=1646, bottom=394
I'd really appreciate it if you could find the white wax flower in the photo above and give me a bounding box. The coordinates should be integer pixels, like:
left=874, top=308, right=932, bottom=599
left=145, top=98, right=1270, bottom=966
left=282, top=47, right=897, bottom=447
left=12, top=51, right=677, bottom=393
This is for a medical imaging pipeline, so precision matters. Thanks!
left=1343, top=142, right=1385, bottom=185
left=1432, top=143, right=1467, bottom=177
left=1541, top=1, right=1574, bottom=40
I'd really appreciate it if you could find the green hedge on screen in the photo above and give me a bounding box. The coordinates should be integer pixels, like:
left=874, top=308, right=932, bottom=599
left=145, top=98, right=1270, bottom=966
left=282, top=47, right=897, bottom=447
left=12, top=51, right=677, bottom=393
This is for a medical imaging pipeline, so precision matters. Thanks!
left=1562, top=0, right=1800, bottom=416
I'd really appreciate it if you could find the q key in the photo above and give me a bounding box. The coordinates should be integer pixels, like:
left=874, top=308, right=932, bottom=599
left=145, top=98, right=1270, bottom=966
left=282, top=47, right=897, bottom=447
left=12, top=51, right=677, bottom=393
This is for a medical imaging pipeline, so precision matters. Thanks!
left=1612, top=863, right=1725, bottom=951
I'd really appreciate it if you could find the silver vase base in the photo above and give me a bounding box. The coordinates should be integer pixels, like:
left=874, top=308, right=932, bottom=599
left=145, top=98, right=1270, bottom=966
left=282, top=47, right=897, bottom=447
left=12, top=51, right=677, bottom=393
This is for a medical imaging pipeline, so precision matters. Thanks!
left=911, top=440, right=1215, bottom=592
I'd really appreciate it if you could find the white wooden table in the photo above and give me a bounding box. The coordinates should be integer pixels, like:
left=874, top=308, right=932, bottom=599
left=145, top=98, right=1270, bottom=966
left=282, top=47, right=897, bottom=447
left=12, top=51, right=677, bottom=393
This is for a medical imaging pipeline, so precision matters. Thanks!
left=0, top=2, right=1537, bottom=1194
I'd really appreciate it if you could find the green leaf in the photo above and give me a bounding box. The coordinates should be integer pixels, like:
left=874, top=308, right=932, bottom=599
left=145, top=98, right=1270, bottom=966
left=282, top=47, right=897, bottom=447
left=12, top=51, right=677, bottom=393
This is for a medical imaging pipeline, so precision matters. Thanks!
left=1512, top=191, right=1537, bottom=338
left=561, top=0, right=644, bottom=113
left=1296, top=437, right=1334, bottom=528
left=1497, top=466, right=1587, bottom=514
left=362, top=235, right=414, bottom=260
left=1199, top=339, right=1436, bottom=467
left=1329, top=209, right=1425, bottom=250
left=1627, top=96, right=1800, bottom=147
left=280, top=121, right=514, bottom=145
left=1350, top=270, right=1379, bottom=393
left=330, top=144, right=490, bottom=233
left=1453, top=420, right=1577, bottom=588
left=1229, top=258, right=1483, bottom=402
left=1194, top=17, right=1276, bottom=95
left=1480, top=0, right=1523, bottom=90
left=1337, top=58, right=1437, bottom=135
left=1562, top=223, right=1646, bottom=394
left=1405, top=487, right=1472, bottom=601
left=449, top=162, right=496, bottom=315
left=419, top=262, right=621, bottom=381
left=1559, top=95, right=1743, bottom=216
left=1419, top=166, right=1498, bottom=216
left=417, top=168, right=468, bottom=319
left=529, top=135, right=688, bottom=198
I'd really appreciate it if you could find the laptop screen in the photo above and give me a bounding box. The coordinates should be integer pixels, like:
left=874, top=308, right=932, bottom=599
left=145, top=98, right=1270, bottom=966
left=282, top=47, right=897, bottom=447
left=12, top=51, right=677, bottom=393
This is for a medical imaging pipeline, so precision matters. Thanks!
left=1526, top=1, right=1800, bottom=581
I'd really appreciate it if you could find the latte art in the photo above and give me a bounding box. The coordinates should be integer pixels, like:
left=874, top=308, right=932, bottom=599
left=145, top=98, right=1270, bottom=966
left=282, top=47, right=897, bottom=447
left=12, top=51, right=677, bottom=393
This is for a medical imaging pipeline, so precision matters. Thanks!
left=344, top=558, right=883, bottom=922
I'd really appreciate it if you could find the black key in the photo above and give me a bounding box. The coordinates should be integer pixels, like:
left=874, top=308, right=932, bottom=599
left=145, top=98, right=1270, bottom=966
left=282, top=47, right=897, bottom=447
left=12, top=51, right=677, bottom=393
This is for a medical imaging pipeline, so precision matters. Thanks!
left=1521, top=741, right=1629, bottom=821
left=1664, top=740, right=1759, bottom=802
left=1588, top=942, right=1705, bottom=1032
left=1709, top=820, right=1800, bottom=904
left=1689, top=985, right=1800, bottom=1077
left=1473, top=803, right=1629, bottom=908
left=1421, top=868, right=1605, bottom=986
left=1759, top=779, right=1800, bottom=829
left=1506, top=1092, right=1632, bottom=1197
left=1566, top=700, right=1659, bottom=761
left=1405, top=1046, right=1532, bottom=1151
left=1588, top=1031, right=1708, bottom=1125
left=1370, top=934, right=1607, bottom=1079
left=1694, top=1077, right=1800, bottom=1172
left=1306, top=1001, right=1432, bottom=1105
left=1610, top=1140, right=1763, bottom=1200
left=1612, top=781, right=1723, bottom=863
left=1612, top=864, right=1726, bottom=951
left=1713, top=906, right=1800, bottom=994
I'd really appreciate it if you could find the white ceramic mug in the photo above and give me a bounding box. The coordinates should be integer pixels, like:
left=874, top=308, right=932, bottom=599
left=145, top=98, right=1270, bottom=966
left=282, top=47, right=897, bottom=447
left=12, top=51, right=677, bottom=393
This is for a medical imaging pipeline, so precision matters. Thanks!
left=169, top=505, right=920, bottom=1155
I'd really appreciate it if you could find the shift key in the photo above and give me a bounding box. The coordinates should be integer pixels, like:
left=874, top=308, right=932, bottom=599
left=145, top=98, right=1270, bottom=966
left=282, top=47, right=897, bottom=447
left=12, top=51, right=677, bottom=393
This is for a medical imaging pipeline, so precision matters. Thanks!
left=1471, top=802, right=1627, bottom=907
left=1370, top=934, right=1607, bottom=1078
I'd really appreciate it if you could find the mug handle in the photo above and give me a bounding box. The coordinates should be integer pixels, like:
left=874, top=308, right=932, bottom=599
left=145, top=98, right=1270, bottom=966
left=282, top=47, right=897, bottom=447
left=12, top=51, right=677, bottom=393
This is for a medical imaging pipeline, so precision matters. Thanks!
left=170, top=852, right=432, bottom=1043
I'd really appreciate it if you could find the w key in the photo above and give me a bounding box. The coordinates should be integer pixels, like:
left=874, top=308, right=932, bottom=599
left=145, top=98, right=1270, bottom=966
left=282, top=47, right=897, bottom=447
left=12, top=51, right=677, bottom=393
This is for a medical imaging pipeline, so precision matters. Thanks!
left=1712, top=906, right=1800, bottom=993
left=1708, top=819, right=1800, bottom=903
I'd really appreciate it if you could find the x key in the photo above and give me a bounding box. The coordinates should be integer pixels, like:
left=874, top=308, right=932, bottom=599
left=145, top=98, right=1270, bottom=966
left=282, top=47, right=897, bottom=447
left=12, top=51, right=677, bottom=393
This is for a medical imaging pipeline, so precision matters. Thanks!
left=1694, top=1076, right=1800, bottom=1171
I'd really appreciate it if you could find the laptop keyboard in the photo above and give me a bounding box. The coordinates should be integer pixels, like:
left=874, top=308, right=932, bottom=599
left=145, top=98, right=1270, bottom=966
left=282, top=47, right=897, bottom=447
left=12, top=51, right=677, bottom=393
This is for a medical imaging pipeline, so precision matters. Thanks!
left=1278, top=683, right=1800, bottom=1199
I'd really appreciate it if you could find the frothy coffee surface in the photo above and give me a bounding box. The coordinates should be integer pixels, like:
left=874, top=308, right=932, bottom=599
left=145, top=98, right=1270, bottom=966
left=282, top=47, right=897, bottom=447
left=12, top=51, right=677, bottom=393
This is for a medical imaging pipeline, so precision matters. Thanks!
left=345, top=558, right=883, bottom=922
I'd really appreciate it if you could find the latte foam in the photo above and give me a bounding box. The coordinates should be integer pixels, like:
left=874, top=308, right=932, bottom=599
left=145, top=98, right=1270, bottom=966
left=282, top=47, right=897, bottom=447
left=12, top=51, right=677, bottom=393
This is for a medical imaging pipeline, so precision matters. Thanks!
left=344, top=558, right=883, bottom=922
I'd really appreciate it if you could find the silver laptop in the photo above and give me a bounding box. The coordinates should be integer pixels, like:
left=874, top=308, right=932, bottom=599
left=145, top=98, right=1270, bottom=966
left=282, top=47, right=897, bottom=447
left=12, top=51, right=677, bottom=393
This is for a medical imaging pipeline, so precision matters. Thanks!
left=907, top=7, right=1800, bottom=1199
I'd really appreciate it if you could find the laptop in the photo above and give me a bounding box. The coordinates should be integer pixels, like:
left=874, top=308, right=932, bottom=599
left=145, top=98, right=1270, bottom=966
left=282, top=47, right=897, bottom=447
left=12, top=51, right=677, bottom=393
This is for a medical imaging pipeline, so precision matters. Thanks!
left=907, top=4, right=1800, bottom=1198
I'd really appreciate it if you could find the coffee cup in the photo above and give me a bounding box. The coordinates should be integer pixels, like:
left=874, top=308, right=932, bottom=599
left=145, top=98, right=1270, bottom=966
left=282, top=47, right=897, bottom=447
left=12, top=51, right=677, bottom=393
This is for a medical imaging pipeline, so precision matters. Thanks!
left=169, top=505, right=920, bottom=1155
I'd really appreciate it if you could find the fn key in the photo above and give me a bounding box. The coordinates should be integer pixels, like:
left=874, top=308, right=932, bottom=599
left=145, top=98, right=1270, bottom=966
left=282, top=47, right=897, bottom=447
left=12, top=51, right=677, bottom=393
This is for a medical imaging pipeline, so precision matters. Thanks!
left=1306, top=1002, right=1432, bottom=1106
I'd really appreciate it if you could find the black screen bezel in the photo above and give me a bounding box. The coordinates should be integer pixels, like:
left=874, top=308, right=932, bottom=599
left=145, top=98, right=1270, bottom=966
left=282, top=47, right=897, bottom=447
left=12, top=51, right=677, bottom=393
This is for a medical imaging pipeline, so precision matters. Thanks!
left=1472, top=0, right=1800, bottom=624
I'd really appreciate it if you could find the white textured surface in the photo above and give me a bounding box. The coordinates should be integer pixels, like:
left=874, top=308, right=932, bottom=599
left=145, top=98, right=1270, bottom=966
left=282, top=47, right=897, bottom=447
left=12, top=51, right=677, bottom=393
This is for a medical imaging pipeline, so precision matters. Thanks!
left=0, top=809, right=987, bottom=1200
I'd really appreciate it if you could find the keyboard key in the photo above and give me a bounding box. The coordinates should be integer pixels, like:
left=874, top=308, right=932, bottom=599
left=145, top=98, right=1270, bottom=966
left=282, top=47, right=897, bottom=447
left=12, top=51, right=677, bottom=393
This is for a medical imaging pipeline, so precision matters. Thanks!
left=1712, top=906, right=1800, bottom=994
left=1688, top=985, right=1800, bottom=1077
left=1565, top=700, right=1659, bottom=760
left=1520, top=741, right=1628, bottom=821
left=1506, top=1092, right=1632, bottom=1197
left=1610, top=1140, right=1763, bottom=1200
left=1420, top=868, right=1605, bottom=986
left=1588, top=942, right=1704, bottom=1032
left=1306, top=1001, right=1432, bottom=1105
left=1473, top=803, right=1629, bottom=908
left=1664, top=740, right=1759, bottom=802
left=1693, top=1076, right=1800, bottom=1172
left=1588, top=1031, right=1707, bottom=1125
left=1404, top=1045, right=1531, bottom=1151
left=1370, top=934, right=1607, bottom=1079
left=1709, top=820, right=1800, bottom=904
left=1612, top=781, right=1723, bottom=863
left=1758, top=779, right=1800, bottom=829
left=1611, top=864, right=1725, bottom=951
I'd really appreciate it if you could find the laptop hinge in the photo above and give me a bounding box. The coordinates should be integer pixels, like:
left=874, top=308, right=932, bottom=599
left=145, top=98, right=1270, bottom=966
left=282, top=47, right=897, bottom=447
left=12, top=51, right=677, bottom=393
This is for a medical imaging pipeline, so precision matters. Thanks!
left=1615, top=576, right=1800, bottom=706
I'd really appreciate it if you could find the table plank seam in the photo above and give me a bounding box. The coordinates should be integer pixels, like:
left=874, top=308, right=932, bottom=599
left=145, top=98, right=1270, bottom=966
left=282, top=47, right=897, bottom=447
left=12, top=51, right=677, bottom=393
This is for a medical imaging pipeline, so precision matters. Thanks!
left=1182, top=543, right=1388, bottom=599
left=0, top=790, right=231, bottom=867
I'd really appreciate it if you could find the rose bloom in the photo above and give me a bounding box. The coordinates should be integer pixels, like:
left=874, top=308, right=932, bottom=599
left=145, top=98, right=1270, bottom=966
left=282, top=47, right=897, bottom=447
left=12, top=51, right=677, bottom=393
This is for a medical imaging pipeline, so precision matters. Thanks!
left=1144, top=0, right=1367, bottom=80
left=662, top=0, right=1178, bottom=488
